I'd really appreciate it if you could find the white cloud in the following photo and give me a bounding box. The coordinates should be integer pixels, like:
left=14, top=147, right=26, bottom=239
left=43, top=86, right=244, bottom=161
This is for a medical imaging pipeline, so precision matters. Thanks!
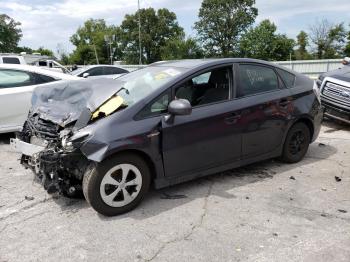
left=1, top=0, right=349, bottom=53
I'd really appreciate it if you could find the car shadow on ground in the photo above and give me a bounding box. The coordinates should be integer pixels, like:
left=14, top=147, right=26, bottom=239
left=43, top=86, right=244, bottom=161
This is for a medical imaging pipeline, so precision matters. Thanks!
left=0, top=133, right=15, bottom=145
left=322, top=118, right=350, bottom=132
left=0, top=124, right=340, bottom=219
left=99, top=140, right=338, bottom=221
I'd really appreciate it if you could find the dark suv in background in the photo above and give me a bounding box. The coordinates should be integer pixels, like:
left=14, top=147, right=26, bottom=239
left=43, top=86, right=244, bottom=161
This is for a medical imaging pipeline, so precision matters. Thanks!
left=11, top=59, right=323, bottom=216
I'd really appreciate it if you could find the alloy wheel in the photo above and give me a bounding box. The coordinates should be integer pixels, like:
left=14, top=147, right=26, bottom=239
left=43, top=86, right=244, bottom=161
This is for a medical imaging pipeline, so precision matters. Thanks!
left=100, top=164, right=142, bottom=207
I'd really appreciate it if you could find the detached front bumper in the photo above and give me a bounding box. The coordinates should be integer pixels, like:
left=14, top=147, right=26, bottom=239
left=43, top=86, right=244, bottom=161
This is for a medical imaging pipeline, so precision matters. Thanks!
left=10, top=138, right=45, bottom=157
left=11, top=137, right=89, bottom=195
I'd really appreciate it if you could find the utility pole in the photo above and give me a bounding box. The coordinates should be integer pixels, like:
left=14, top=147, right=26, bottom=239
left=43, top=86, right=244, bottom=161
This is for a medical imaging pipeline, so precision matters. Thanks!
left=104, top=35, right=115, bottom=65
left=138, top=0, right=142, bottom=65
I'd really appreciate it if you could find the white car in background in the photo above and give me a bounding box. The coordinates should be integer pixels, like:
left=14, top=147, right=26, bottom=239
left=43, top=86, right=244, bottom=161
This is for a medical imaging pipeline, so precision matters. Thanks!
left=0, top=64, right=78, bottom=133
left=71, top=65, right=129, bottom=79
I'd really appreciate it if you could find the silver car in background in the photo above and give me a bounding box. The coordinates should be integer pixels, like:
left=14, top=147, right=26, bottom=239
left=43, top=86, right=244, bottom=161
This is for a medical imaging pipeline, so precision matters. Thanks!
left=0, top=64, right=78, bottom=133
left=70, top=65, right=129, bottom=79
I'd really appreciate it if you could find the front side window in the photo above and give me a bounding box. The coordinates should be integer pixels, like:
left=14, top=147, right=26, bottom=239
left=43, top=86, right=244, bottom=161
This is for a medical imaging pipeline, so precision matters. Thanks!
left=238, top=64, right=279, bottom=97
left=136, top=91, right=170, bottom=119
left=0, top=69, right=35, bottom=88
left=175, top=67, right=231, bottom=107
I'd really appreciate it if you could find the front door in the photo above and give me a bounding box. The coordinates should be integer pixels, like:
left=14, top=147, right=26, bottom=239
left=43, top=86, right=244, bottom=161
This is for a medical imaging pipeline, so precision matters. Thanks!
left=161, top=66, right=242, bottom=178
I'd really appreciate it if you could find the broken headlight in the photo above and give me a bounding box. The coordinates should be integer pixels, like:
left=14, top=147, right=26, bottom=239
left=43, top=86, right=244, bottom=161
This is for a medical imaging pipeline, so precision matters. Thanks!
left=61, top=131, right=91, bottom=152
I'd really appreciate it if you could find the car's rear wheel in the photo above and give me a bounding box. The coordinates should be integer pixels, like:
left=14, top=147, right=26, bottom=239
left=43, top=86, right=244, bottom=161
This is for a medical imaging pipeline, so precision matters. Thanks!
left=281, top=123, right=311, bottom=163
left=83, top=154, right=151, bottom=216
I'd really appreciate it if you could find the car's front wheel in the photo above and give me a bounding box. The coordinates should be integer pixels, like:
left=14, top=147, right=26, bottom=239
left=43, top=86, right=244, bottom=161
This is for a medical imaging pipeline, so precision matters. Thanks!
left=83, top=154, right=151, bottom=216
left=281, top=122, right=311, bottom=163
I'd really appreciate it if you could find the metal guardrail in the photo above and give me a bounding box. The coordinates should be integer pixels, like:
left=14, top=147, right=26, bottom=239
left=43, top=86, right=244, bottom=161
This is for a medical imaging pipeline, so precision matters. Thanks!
left=274, top=59, right=343, bottom=79
left=117, top=59, right=345, bottom=79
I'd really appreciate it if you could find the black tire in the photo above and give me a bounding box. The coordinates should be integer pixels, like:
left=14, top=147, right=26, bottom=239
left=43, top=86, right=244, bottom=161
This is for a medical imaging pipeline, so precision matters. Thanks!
left=83, top=154, right=151, bottom=216
left=281, top=123, right=311, bottom=163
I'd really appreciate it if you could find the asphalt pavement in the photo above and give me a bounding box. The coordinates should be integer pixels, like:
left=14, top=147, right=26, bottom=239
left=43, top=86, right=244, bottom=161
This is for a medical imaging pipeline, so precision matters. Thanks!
left=0, top=121, right=349, bottom=262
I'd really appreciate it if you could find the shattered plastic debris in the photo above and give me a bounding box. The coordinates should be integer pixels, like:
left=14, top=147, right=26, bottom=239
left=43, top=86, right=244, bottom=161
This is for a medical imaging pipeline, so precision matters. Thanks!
left=335, top=176, right=342, bottom=182
left=25, top=196, right=34, bottom=201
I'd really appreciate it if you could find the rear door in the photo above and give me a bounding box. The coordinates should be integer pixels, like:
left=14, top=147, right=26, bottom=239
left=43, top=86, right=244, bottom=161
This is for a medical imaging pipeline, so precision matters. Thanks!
left=0, top=69, right=56, bottom=132
left=236, top=63, right=292, bottom=158
left=161, top=65, right=242, bottom=178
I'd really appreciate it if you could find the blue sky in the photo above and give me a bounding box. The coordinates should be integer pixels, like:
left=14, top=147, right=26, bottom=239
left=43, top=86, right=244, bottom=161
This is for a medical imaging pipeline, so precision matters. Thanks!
left=1, top=0, right=350, bottom=54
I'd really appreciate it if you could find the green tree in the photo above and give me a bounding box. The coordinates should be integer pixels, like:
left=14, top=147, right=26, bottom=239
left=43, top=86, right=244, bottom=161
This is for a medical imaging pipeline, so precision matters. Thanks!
left=345, top=26, right=350, bottom=57
left=0, top=14, right=22, bottom=52
left=119, top=8, right=184, bottom=64
left=194, top=0, right=258, bottom=57
left=295, top=31, right=311, bottom=60
left=160, top=37, right=204, bottom=60
left=70, top=19, right=115, bottom=64
left=239, top=20, right=295, bottom=61
left=35, top=47, right=54, bottom=56
left=309, top=19, right=346, bottom=59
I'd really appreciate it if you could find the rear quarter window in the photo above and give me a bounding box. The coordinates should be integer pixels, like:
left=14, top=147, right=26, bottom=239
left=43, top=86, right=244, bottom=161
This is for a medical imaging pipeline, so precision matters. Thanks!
left=2, top=57, right=21, bottom=64
left=276, top=68, right=296, bottom=88
left=34, top=73, right=57, bottom=84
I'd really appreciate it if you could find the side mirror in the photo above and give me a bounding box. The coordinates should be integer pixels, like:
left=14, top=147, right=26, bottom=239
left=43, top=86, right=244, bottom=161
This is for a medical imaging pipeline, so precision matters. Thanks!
left=168, top=99, right=192, bottom=116
left=82, top=72, right=90, bottom=78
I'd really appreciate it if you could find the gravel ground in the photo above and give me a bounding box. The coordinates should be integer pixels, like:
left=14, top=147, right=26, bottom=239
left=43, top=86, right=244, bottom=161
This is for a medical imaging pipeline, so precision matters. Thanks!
left=0, top=121, right=349, bottom=262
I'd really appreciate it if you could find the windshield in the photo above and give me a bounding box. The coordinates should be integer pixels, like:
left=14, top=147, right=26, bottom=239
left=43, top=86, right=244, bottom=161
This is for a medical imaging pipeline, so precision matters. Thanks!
left=115, top=66, right=186, bottom=106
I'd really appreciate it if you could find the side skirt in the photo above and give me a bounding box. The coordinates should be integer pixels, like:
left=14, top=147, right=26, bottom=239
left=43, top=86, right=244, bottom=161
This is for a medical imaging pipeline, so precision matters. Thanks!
left=153, top=149, right=282, bottom=189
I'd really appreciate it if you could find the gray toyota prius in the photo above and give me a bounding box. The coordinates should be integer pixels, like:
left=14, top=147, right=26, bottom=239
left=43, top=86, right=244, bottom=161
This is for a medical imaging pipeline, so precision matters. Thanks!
left=12, top=59, right=323, bottom=216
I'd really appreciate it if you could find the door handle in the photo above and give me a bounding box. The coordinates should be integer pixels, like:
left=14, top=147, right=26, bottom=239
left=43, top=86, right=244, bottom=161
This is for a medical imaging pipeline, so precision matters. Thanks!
left=225, top=114, right=241, bottom=124
left=279, top=99, right=289, bottom=107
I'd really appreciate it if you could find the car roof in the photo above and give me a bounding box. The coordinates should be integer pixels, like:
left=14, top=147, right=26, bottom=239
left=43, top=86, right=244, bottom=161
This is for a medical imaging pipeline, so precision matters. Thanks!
left=150, top=58, right=275, bottom=68
left=150, top=58, right=301, bottom=77
left=83, top=64, right=125, bottom=69
left=0, top=64, right=77, bottom=80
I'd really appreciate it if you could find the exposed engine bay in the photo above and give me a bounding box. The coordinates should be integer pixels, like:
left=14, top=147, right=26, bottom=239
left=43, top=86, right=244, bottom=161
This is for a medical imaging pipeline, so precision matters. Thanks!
left=18, top=114, right=90, bottom=195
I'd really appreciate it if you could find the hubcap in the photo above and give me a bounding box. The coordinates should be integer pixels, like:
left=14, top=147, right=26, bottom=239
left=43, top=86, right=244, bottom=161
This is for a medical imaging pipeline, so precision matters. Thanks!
left=100, top=164, right=142, bottom=207
left=289, top=130, right=306, bottom=155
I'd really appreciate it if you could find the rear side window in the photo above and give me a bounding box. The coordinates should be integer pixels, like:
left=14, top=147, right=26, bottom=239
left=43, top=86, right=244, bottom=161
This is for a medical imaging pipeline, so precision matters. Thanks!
left=0, top=69, right=35, bottom=88
left=34, top=73, right=57, bottom=84
left=276, top=68, right=295, bottom=88
left=238, top=64, right=279, bottom=97
left=104, top=67, right=128, bottom=75
left=2, top=57, right=21, bottom=64
left=84, top=67, right=104, bottom=76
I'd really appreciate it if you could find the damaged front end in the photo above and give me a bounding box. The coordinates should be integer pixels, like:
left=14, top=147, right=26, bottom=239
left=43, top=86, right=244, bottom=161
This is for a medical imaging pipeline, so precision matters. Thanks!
left=11, top=78, right=129, bottom=196
left=12, top=113, right=91, bottom=195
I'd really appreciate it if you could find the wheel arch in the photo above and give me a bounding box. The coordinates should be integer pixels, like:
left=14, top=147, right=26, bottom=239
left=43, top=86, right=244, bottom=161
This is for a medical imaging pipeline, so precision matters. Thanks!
left=102, top=149, right=158, bottom=183
left=294, top=117, right=314, bottom=142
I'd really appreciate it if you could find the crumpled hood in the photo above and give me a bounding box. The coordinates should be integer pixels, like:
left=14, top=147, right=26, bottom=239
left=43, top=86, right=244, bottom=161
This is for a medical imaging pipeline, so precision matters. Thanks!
left=321, top=65, right=350, bottom=82
left=31, top=78, right=125, bottom=127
